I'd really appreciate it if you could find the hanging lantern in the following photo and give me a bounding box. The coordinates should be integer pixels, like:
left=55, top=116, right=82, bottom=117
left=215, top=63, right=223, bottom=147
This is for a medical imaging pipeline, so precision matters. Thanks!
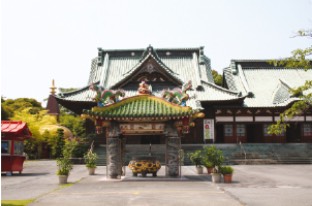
left=181, top=117, right=190, bottom=133
left=182, top=117, right=189, bottom=126
left=96, top=126, right=103, bottom=134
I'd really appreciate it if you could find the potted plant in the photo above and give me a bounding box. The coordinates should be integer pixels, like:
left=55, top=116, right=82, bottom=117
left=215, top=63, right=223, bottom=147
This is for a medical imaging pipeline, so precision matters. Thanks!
left=220, top=166, right=234, bottom=183
left=188, top=150, right=203, bottom=174
left=84, top=147, right=98, bottom=175
left=56, top=155, right=73, bottom=184
left=203, top=145, right=224, bottom=183
left=203, top=159, right=214, bottom=174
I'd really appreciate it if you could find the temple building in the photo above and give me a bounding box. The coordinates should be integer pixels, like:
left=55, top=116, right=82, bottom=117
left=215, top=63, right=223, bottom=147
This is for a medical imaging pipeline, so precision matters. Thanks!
left=55, top=45, right=312, bottom=145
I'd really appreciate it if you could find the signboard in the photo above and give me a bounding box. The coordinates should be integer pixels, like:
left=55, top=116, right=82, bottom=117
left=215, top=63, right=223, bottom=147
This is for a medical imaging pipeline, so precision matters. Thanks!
left=203, top=119, right=214, bottom=141
left=119, top=123, right=165, bottom=135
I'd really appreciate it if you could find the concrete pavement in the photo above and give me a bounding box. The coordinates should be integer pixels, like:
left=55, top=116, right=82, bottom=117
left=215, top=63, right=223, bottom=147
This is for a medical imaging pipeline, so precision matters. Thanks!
left=2, top=161, right=312, bottom=206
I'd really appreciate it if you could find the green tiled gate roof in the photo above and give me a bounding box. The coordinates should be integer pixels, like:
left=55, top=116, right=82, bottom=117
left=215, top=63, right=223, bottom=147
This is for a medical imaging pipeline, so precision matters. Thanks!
left=82, top=95, right=194, bottom=119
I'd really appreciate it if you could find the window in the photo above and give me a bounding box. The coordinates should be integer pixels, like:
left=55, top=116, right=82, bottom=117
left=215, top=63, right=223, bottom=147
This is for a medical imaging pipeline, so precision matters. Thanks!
left=14, top=141, right=24, bottom=155
left=236, top=124, right=246, bottom=137
left=224, top=124, right=233, bottom=137
left=303, top=123, right=312, bottom=136
left=1, top=140, right=11, bottom=154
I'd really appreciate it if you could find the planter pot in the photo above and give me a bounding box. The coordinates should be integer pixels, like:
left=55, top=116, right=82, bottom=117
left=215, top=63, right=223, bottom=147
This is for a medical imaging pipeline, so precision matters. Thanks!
left=58, top=175, right=68, bottom=184
left=223, top=174, right=233, bottom=183
left=88, top=167, right=96, bottom=175
left=196, top=166, right=203, bottom=174
left=206, top=167, right=214, bottom=174
left=211, top=173, right=221, bottom=183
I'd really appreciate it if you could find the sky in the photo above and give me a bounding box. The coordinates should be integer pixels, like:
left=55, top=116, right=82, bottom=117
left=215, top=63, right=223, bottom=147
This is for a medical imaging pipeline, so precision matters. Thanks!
left=1, top=0, right=312, bottom=105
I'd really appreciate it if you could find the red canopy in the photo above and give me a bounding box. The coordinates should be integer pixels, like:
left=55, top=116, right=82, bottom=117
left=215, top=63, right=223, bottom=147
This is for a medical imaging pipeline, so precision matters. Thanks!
left=1, top=121, right=32, bottom=140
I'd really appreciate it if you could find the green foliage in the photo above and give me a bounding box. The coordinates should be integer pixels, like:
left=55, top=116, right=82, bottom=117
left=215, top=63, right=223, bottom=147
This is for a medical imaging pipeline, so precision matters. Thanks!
left=187, top=150, right=203, bottom=166
left=202, top=145, right=224, bottom=172
left=59, top=114, right=86, bottom=138
left=56, top=144, right=74, bottom=175
left=54, top=129, right=65, bottom=158
left=11, top=108, right=57, bottom=159
left=66, top=138, right=89, bottom=158
left=268, top=29, right=312, bottom=135
left=2, top=98, right=43, bottom=115
left=84, top=148, right=98, bottom=168
left=220, top=166, right=234, bottom=174
left=56, top=156, right=73, bottom=176
left=1, top=105, right=11, bottom=120
left=212, top=70, right=223, bottom=86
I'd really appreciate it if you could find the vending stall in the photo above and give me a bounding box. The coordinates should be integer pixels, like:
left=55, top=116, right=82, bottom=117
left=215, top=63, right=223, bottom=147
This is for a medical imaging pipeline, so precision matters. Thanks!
left=1, top=121, right=32, bottom=175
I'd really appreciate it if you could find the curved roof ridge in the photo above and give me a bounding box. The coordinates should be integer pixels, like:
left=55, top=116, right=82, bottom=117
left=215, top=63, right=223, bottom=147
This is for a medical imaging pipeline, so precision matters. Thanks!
left=58, top=81, right=99, bottom=98
left=201, top=80, right=241, bottom=96
left=237, top=64, right=253, bottom=97
left=272, top=79, right=291, bottom=104
left=98, top=46, right=202, bottom=53
left=223, top=67, right=238, bottom=91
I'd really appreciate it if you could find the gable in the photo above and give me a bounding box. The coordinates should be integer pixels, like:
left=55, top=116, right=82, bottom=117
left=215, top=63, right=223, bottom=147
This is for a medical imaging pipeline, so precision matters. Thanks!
left=112, top=56, right=182, bottom=90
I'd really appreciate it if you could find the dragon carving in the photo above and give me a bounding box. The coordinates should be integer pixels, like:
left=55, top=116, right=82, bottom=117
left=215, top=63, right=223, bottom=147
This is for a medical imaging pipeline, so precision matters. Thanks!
left=162, top=80, right=192, bottom=106
left=90, top=83, right=125, bottom=107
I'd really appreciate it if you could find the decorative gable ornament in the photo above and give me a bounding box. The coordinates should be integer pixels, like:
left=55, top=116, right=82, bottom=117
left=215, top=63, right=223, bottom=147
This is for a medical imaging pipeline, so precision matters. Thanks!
left=162, top=80, right=192, bottom=106
left=89, top=83, right=125, bottom=107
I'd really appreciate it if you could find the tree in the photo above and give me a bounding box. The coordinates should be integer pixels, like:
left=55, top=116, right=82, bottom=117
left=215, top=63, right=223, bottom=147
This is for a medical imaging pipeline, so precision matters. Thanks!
left=53, top=129, right=65, bottom=158
left=59, top=114, right=86, bottom=138
left=2, top=98, right=43, bottom=119
left=11, top=108, right=57, bottom=158
left=212, top=70, right=223, bottom=86
left=269, top=29, right=312, bottom=135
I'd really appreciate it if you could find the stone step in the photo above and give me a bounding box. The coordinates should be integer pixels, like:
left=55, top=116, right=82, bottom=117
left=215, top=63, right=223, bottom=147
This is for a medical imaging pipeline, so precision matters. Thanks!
left=92, top=143, right=312, bottom=166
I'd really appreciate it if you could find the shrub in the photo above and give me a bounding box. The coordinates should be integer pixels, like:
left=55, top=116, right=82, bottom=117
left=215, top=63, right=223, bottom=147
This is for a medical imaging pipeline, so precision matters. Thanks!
left=202, top=145, right=224, bottom=172
left=187, top=150, right=203, bottom=167
left=84, top=148, right=98, bottom=169
left=220, top=166, right=234, bottom=174
left=56, top=156, right=73, bottom=175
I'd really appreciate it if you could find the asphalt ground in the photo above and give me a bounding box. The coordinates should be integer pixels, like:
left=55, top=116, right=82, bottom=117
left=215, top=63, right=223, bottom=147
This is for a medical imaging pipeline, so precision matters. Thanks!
left=2, top=161, right=312, bottom=206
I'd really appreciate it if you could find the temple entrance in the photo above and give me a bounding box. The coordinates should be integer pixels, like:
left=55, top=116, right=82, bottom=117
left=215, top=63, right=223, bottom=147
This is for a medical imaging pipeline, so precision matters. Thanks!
left=82, top=89, right=204, bottom=179
left=141, top=135, right=161, bottom=144
left=105, top=124, right=182, bottom=179
left=125, top=135, right=163, bottom=144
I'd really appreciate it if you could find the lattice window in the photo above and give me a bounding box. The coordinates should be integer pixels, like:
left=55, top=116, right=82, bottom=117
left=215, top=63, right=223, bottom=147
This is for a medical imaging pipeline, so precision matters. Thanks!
left=303, top=123, right=312, bottom=136
left=224, top=124, right=233, bottom=137
left=236, top=124, right=246, bottom=137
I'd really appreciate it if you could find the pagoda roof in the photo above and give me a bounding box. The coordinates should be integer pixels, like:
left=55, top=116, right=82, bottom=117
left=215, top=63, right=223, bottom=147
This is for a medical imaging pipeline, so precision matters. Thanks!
left=223, top=60, right=312, bottom=108
left=82, top=94, right=195, bottom=120
left=89, top=46, right=214, bottom=90
left=56, top=46, right=246, bottom=114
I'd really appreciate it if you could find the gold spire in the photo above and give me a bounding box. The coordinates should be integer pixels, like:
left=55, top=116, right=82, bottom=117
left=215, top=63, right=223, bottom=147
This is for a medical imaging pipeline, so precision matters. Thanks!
left=50, top=79, right=57, bottom=95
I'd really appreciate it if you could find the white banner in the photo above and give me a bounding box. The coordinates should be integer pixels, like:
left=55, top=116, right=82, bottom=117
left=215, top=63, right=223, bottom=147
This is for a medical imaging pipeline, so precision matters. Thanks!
left=203, top=119, right=214, bottom=140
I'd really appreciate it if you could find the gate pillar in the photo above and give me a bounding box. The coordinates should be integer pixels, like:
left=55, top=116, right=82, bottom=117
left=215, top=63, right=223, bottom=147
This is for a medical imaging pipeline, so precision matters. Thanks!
left=106, top=122, right=122, bottom=179
left=165, top=122, right=181, bottom=177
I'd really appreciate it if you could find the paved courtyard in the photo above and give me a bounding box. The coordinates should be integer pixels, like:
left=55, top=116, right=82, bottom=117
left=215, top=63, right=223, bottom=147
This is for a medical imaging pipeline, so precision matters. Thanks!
left=2, top=161, right=312, bottom=206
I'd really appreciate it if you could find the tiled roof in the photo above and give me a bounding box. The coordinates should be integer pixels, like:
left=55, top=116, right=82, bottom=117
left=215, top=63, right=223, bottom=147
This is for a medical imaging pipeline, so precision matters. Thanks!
left=196, top=81, right=243, bottom=102
left=57, top=82, right=202, bottom=110
left=86, top=46, right=215, bottom=90
left=83, top=95, right=195, bottom=119
left=272, top=79, right=292, bottom=105
left=1, top=121, right=32, bottom=138
left=223, top=60, right=312, bottom=108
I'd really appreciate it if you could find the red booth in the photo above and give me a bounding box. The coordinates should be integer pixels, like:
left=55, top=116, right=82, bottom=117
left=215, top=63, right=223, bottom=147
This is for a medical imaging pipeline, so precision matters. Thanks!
left=1, top=121, right=32, bottom=174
